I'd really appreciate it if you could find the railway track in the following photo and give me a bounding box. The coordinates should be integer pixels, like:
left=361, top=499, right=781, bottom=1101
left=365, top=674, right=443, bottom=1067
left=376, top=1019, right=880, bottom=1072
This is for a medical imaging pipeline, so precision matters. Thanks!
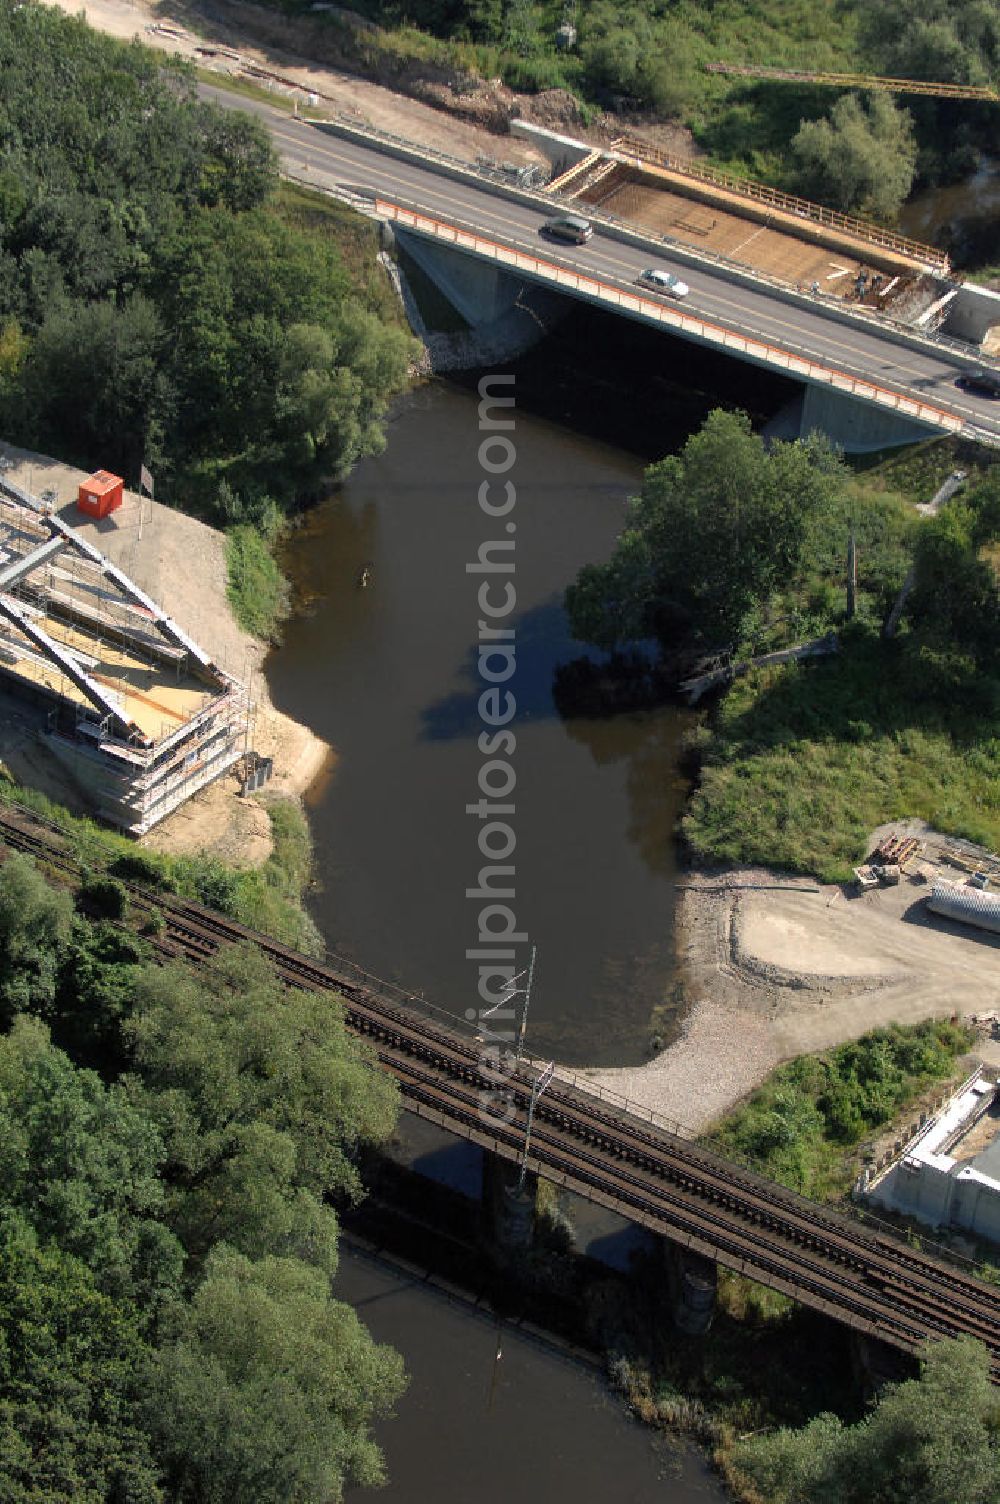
left=3, top=802, right=1000, bottom=1370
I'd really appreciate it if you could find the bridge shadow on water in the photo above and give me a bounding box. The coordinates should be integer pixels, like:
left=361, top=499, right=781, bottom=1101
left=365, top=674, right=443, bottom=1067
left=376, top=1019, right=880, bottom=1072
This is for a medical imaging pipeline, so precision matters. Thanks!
left=449, top=300, right=802, bottom=462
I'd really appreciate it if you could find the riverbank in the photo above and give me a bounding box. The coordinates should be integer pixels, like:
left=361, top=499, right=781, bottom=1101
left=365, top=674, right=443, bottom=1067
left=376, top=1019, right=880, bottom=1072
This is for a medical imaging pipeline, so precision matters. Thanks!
left=581, top=825, right=1000, bottom=1132
left=0, top=440, right=331, bottom=867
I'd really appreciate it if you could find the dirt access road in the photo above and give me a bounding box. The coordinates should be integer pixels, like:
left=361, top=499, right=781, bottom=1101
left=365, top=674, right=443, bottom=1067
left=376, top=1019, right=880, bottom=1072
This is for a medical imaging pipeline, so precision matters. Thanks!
left=48, top=0, right=544, bottom=164
left=48, top=0, right=694, bottom=163
left=581, top=823, right=1000, bottom=1131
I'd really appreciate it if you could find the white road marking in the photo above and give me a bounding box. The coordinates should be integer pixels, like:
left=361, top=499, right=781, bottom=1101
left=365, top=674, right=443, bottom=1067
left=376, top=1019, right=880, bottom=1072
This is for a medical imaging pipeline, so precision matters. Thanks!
left=234, top=102, right=1000, bottom=435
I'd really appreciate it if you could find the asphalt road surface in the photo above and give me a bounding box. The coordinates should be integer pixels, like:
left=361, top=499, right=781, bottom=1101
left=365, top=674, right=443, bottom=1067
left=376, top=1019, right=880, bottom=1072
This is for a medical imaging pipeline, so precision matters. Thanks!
left=203, top=84, right=1000, bottom=445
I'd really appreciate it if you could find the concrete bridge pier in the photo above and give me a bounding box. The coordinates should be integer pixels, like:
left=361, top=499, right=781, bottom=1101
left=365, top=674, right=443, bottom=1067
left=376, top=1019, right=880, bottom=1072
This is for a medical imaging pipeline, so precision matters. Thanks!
left=663, top=1240, right=717, bottom=1334
left=396, top=231, right=520, bottom=327
left=481, top=1153, right=538, bottom=1255
left=799, top=382, right=939, bottom=453
left=850, top=1332, right=913, bottom=1398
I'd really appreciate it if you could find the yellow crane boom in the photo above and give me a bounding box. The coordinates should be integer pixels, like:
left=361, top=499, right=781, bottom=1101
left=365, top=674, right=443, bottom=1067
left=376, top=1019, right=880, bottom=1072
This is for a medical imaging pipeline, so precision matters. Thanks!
left=705, top=61, right=999, bottom=102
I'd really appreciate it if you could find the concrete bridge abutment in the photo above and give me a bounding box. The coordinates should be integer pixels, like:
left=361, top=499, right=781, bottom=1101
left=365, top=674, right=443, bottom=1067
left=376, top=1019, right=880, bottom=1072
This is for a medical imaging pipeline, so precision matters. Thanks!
left=850, top=1331, right=914, bottom=1398
left=799, top=382, right=939, bottom=453
left=397, top=231, right=519, bottom=327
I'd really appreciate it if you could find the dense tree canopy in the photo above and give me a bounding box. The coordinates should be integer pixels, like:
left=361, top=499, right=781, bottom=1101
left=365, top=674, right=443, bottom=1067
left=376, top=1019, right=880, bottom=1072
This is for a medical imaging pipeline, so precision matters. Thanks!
left=907, top=470, right=1000, bottom=669
left=146, top=1246, right=405, bottom=1503
left=0, top=3, right=413, bottom=523
left=861, top=0, right=1000, bottom=87
left=565, top=409, right=848, bottom=652
left=0, top=853, right=74, bottom=1026
left=126, top=945, right=397, bottom=1266
left=790, top=94, right=918, bottom=219
left=0, top=1015, right=182, bottom=1310
left=731, top=1338, right=1000, bottom=1504
left=0, top=1212, right=164, bottom=1504
left=0, top=854, right=403, bottom=1500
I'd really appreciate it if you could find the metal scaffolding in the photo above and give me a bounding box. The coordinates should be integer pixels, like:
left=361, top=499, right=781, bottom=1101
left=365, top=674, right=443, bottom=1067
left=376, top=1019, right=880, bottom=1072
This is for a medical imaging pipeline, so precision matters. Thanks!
left=0, top=477, right=249, bottom=835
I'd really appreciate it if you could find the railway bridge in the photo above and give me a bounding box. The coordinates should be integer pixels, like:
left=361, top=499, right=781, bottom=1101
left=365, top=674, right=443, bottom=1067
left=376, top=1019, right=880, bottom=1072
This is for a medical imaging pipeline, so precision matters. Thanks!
left=2, top=803, right=1000, bottom=1376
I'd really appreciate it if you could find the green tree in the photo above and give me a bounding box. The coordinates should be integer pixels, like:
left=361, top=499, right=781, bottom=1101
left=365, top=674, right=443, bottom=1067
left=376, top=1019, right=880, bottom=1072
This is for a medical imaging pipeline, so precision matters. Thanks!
left=145, top=1245, right=406, bottom=1504
left=862, top=0, right=1000, bottom=87
left=0, top=3, right=412, bottom=518
left=53, top=921, right=148, bottom=1073
left=13, top=295, right=165, bottom=480
left=0, top=1015, right=183, bottom=1311
left=907, top=499, right=1000, bottom=668
left=125, top=946, right=398, bottom=1261
left=0, top=1212, right=164, bottom=1504
left=0, top=853, right=74, bottom=1026
left=790, top=93, right=918, bottom=219
left=731, top=1337, right=1000, bottom=1504
left=565, top=410, right=848, bottom=652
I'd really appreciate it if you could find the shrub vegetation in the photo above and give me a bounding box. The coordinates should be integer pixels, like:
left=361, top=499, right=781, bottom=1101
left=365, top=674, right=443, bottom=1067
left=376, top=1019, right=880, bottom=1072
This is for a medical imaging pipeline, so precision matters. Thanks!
left=567, top=416, right=1000, bottom=881
left=702, top=1019, right=973, bottom=1199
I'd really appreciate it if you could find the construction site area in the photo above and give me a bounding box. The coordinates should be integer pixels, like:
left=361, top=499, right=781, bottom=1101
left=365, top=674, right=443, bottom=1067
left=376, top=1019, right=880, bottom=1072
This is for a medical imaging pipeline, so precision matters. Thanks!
left=0, top=465, right=251, bottom=836
left=550, top=137, right=953, bottom=326
left=584, top=821, right=1000, bottom=1134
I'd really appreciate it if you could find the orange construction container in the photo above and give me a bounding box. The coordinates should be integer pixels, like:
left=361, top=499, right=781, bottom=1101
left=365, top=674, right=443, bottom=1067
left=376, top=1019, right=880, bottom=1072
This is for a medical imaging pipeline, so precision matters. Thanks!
left=77, top=470, right=124, bottom=519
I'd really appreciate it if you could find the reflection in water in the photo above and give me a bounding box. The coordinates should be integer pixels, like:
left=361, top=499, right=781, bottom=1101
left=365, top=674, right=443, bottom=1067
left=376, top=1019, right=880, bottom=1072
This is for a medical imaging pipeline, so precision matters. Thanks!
left=421, top=598, right=570, bottom=740
left=337, top=1246, right=726, bottom=1504
left=563, top=711, right=694, bottom=882
left=268, top=382, right=694, bottom=1066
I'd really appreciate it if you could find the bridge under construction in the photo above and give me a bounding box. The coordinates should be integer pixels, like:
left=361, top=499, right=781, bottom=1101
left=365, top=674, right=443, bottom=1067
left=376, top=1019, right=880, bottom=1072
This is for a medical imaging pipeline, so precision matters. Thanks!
left=2, top=801, right=999, bottom=1377
left=0, top=473, right=247, bottom=834
left=548, top=134, right=950, bottom=327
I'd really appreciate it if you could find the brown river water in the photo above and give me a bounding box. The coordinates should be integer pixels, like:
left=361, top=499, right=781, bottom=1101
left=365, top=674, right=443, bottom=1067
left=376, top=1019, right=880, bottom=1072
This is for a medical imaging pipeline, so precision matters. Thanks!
left=337, top=1243, right=726, bottom=1504
left=270, top=379, right=693, bottom=1067
left=260, top=160, right=1000, bottom=1504
left=265, top=317, right=796, bottom=1499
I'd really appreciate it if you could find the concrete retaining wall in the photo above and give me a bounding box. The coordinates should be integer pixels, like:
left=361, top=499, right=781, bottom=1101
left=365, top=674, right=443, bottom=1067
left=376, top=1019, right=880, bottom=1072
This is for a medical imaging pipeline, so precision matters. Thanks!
left=510, top=119, right=594, bottom=177
left=944, top=282, right=1000, bottom=346
left=800, top=384, right=938, bottom=451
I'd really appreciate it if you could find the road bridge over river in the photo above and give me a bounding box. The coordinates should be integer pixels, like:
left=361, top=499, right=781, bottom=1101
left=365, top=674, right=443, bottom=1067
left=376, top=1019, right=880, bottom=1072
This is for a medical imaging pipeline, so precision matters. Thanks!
left=204, top=85, right=1000, bottom=452
left=3, top=802, right=1000, bottom=1376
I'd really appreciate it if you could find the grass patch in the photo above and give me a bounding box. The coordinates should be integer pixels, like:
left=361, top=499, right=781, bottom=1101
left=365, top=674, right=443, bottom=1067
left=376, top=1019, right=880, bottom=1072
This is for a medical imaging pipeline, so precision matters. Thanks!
left=194, top=66, right=316, bottom=114
left=701, top=1019, right=973, bottom=1200
left=275, top=180, right=407, bottom=326
left=850, top=435, right=991, bottom=507
left=0, top=779, right=321, bottom=954
left=683, top=626, right=1000, bottom=883
left=226, top=524, right=289, bottom=641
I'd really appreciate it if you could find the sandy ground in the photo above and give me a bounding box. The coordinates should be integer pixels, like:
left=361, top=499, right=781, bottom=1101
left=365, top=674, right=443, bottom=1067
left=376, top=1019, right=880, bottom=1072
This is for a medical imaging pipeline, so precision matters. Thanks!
left=48, top=0, right=543, bottom=165
left=50, top=0, right=694, bottom=165
left=0, top=442, right=331, bottom=864
left=578, top=823, right=1000, bottom=1133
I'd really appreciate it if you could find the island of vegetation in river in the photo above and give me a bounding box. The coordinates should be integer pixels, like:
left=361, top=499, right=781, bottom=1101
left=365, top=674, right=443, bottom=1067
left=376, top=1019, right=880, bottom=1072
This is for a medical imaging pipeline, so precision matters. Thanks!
left=566, top=411, right=1000, bottom=883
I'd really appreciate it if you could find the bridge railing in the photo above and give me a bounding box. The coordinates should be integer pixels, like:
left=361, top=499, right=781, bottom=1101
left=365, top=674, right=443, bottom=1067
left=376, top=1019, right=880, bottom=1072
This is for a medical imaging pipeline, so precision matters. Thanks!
left=542, top=1053, right=993, bottom=1276
left=376, top=197, right=966, bottom=435
left=303, top=113, right=1000, bottom=369
left=3, top=793, right=992, bottom=1279
left=610, top=133, right=949, bottom=271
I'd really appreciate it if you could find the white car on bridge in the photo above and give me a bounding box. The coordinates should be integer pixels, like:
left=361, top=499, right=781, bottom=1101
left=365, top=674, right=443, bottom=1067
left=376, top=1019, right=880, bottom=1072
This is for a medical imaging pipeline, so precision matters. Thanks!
left=636, top=268, right=689, bottom=300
